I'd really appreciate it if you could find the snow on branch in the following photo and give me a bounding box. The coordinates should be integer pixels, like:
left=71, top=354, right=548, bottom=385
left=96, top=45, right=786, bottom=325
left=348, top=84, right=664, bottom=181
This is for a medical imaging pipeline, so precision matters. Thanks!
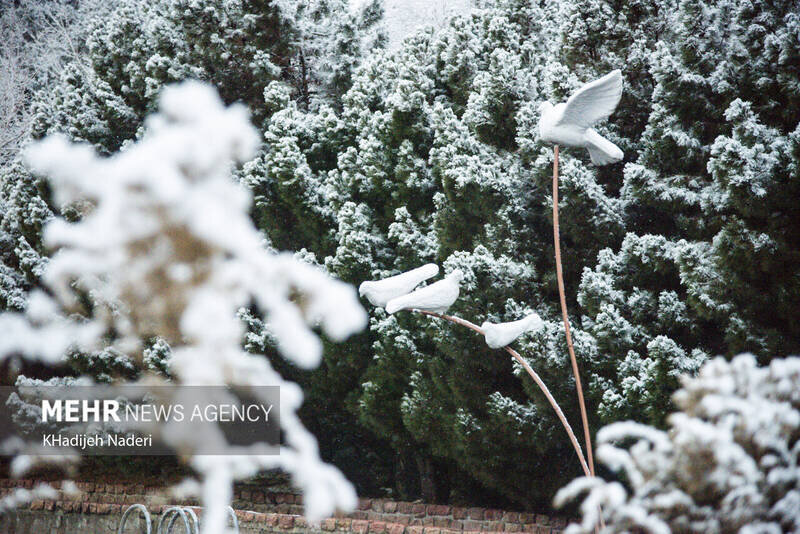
left=556, top=354, right=800, bottom=533
left=1, top=80, right=367, bottom=532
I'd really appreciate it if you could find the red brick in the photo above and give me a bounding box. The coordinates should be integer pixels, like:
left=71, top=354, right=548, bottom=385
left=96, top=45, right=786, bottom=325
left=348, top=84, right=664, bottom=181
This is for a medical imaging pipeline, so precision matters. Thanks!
left=535, top=527, right=551, bottom=534
left=359, top=498, right=373, bottom=510
left=433, top=518, right=450, bottom=528
left=322, top=518, right=337, bottom=531
left=484, top=510, right=503, bottom=521
left=522, top=524, right=538, bottom=533
left=295, top=517, right=308, bottom=529
left=504, top=524, right=521, bottom=532
left=372, top=500, right=384, bottom=512
left=368, top=511, right=385, bottom=521
left=96, top=503, right=109, bottom=514
left=423, top=528, right=441, bottom=534
left=370, top=521, right=388, bottom=534
left=410, top=519, right=424, bottom=527
left=486, top=522, right=504, bottom=531
left=351, top=510, right=369, bottom=520
left=30, top=500, right=44, bottom=510
left=383, top=501, right=398, bottom=513
left=427, top=505, right=451, bottom=516
left=411, top=504, right=427, bottom=515
left=394, top=516, right=411, bottom=526
left=407, top=527, right=424, bottom=534
left=337, top=518, right=353, bottom=530
left=352, top=519, right=370, bottom=534
left=452, top=507, right=468, bottom=520
left=263, top=513, right=279, bottom=527
left=449, top=520, right=463, bottom=530
left=422, top=517, right=435, bottom=527
left=502, top=513, right=519, bottom=523
left=462, top=520, right=482, bottom=531
left=466, top=508, right=484, bottom=520
left=397, top=502, right=414, bottom=514
left=278, top=515, right=295, bottom=529
left=389, top=524, right=406, bottom=534
left=233, top=510, right=246, bottom=520
left=252, top=491, right=266, bottom=504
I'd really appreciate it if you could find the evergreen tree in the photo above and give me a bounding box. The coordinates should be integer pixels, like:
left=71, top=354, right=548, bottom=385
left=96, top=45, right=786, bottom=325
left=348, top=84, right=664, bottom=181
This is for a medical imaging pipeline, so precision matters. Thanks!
left=248, top=0, right=800, bottom=506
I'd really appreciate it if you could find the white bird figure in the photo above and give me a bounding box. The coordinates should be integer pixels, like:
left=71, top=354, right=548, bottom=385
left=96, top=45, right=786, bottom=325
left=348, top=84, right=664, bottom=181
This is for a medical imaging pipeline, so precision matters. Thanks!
left=359, top=263, right=440, bottom=307
left=481, top=313, right=544, bottom=349
left=539, top=69, right=624, bottom=165
left=385, top=269, right=463, bottom=314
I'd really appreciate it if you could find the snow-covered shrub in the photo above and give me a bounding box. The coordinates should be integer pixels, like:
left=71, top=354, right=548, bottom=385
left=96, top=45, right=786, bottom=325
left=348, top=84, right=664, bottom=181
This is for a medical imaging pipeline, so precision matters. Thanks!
left=556, top=354, right=800, bottom=533
left=0, top=81, right=367, bottom=532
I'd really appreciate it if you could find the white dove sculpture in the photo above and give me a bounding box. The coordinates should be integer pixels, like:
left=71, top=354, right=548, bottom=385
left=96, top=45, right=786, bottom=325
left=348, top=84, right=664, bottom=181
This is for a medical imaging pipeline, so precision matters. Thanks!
left=539, top=69, right=624, bottom=165
left=481, top=313, right=544, bottom=349
left=385, top=269, right=463, bottom=314
left=359, top=263, right=439, bottom=307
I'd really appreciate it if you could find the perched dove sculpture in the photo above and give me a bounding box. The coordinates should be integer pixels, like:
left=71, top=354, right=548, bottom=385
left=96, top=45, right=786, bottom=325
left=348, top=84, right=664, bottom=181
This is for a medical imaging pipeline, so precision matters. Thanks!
left=359, top=263, right=440, bottom=307
left=539, top=69, right=624, bottom=165
left=481, top=313, right=544, bottom=349
left=385, top=269, right=463, bottom=314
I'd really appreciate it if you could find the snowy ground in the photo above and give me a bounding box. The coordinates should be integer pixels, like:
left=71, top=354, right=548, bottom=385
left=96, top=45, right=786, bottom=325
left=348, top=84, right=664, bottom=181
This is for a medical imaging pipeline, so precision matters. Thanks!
left=353, top=0, right=475, bottom=49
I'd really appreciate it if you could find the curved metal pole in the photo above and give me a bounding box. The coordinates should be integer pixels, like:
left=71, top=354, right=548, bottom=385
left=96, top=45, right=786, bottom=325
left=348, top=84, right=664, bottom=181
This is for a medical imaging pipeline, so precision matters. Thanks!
left=157, top=506, right=192, bottom=534
left=227, top=506, right=239, bottom=532
left=118, top=503, right=152, bottom=534
left=182, top=507, right=199, bottom=534
left=552, top=145, right=595, bottom=477
left=416, top=310, right=591, bottom=477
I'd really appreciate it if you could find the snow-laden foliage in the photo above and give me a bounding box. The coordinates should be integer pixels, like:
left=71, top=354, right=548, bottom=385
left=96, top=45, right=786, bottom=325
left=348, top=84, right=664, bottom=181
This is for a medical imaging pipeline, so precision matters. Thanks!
left=0, top=82, right=366, bottom=531
left=556, top=354, right=800, bottom=533
left=3, top=0, right=800, bottom=508
left=244, top=0, right=800, bottom=504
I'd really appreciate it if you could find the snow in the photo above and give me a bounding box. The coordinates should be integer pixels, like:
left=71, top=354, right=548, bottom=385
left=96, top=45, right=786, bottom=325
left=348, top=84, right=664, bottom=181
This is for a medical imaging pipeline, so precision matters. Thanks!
left=559, top=354, right=800, bottom=533
left=351, top=0, right=474, bottom=49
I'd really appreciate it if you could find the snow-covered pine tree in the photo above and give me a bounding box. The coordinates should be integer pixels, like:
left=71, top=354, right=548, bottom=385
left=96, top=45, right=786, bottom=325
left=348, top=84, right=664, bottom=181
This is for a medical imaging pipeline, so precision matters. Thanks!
left=2, top=0, right=383, bottom=314
left=581, top=0, right=800, bottom=429
left=245, top=0, right=646, bottom=504
left=248, top=0, right=800, bottom=505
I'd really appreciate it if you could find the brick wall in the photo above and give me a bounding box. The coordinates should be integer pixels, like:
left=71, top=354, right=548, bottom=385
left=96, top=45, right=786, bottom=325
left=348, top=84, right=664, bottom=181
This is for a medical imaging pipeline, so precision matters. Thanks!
left=0, top=479, right=569, bottom=534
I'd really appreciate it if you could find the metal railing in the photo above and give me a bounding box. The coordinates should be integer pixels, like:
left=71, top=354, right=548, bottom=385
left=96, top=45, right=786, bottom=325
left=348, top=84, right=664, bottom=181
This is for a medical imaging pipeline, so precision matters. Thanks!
left=118, top=504, right=238, bottom=534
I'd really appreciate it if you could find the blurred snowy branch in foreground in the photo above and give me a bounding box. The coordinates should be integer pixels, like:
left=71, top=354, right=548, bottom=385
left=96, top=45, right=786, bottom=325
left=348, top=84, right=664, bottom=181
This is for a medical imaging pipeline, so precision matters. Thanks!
left=0, top=81, right=366, bottom=533
left=556, top=354, right=800, bottom=533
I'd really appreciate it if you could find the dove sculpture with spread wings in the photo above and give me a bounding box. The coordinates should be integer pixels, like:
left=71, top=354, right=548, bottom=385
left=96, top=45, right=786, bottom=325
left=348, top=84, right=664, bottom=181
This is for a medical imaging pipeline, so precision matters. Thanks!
left=539, top=69, right=624, bottom=165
